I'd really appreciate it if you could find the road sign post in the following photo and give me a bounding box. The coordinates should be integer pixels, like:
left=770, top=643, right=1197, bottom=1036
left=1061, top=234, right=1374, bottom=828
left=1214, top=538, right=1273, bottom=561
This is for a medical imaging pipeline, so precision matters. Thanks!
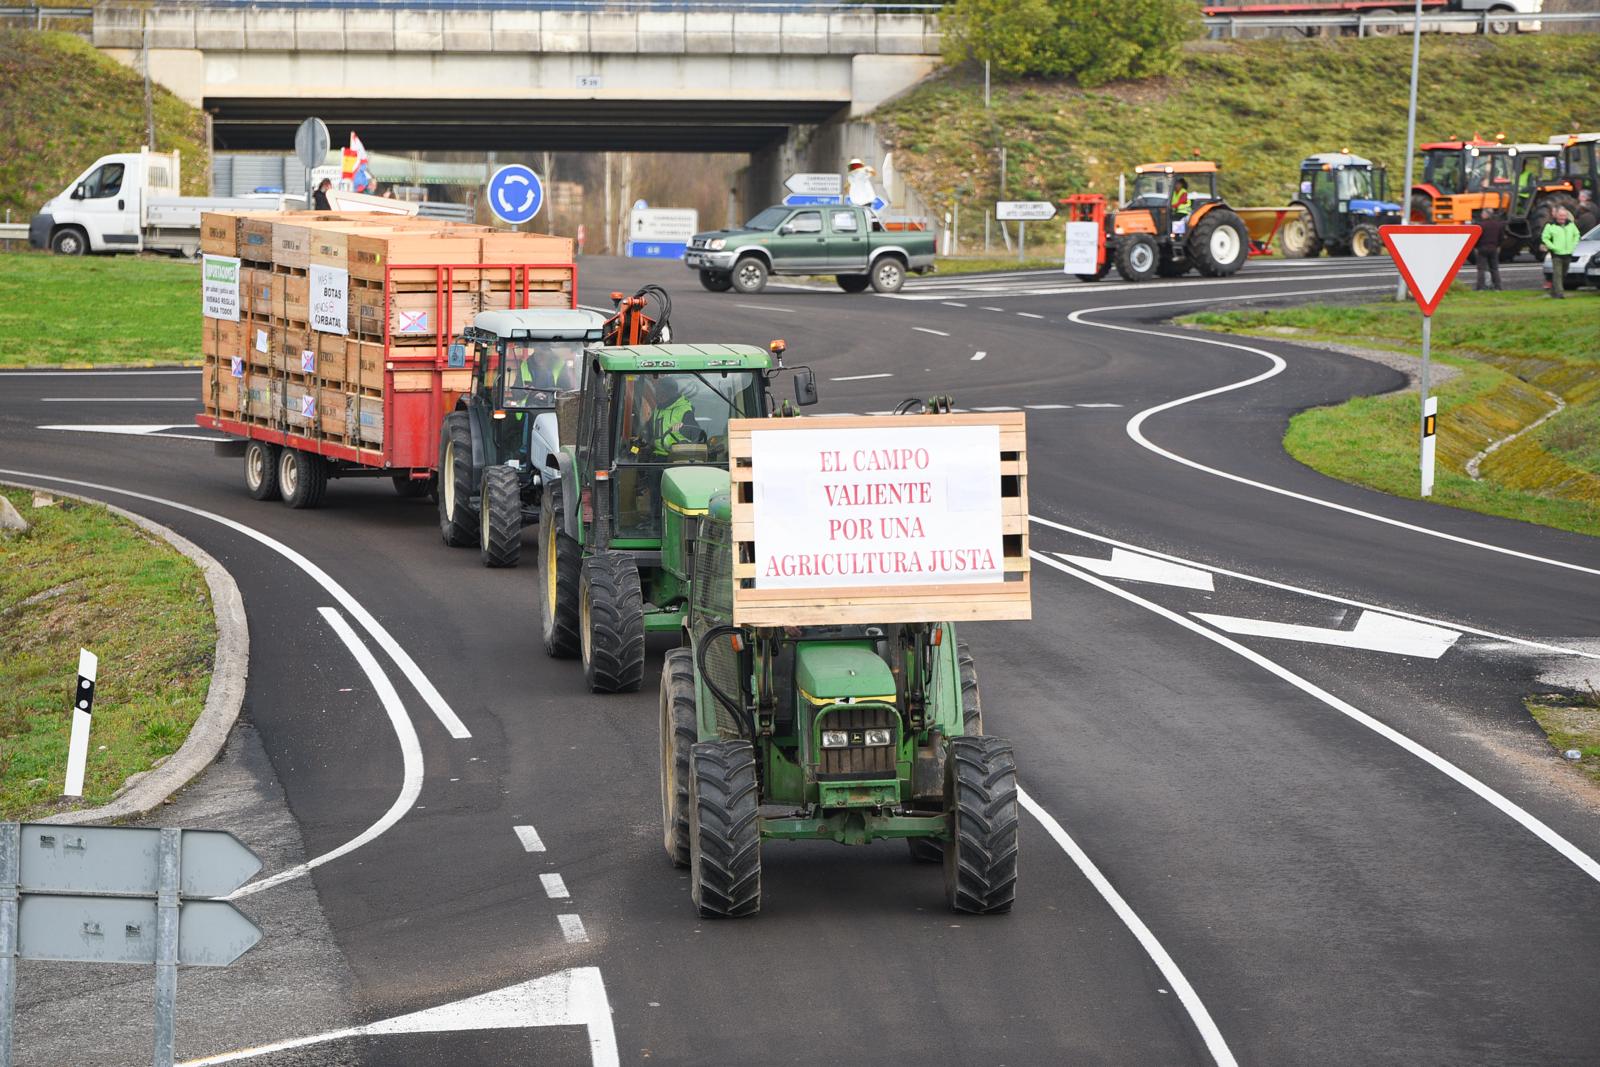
left=0, top=824, right=262, bottom=1067
left=1379, top=224, right=1479, bottom=498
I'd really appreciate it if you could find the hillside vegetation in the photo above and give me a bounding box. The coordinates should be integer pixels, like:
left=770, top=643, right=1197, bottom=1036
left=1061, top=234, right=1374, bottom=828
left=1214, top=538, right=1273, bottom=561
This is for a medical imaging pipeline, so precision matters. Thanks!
left=0, top=30, right=207, bottom=221
left=879, top=34, right=1600, bottom=221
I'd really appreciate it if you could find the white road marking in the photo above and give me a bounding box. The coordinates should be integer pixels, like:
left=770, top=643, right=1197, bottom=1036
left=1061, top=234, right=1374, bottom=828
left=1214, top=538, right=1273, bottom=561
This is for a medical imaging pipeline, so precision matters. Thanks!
left=514, top=825, right=547, bottom=852
left=1031, top=512, right=1600, bottom=662
left=971, top=351, right=988, bottom=361
left=232, top=607, right=422, bottom=898
left=541, top=873, right=570, bottom=900
left=830, top=373, right=894, bottom=381
left=38, top=424, right=226, bottom=442
left=0, top=468, right=473, bottom=737
left=0, top=368, right=199, bottom=376
left=912, top=327, right=951, bottom=336
left=1020, top=790, right=1238, bottom=1067
left=558, top=914, right=590, bottom=943
left=1058, top=548, right=1215, bottom=591
left=1066, top=291, right=1600, bottom=578
left=1016, top=312, right=1045, bottom=319
left=982, top=306, right=1005, bottom=311
left=888, top=269, right=1391, bottom=301
left=1034, top=551, right=1600, bottom=886
left=40, top=423, right=186, bottom=434
left=942, top=301, right=968, bottom=307
left=1026, top=404, right=1070, bottom=410
left=177, top=967, right=618, bottom=1067
left=972, top=405, right=1018, bottom=411
left=1073, top=403, right=1123, bottom=408
left=734, top=303, right=796, bottom=314
left=1194, top=609, right=1462, bottom=659
left=40, top=397, right=197, bottom=402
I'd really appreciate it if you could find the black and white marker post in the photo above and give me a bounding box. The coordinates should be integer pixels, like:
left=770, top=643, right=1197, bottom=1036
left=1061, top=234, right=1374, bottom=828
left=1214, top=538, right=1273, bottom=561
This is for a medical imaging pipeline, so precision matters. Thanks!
left=63, top=648, right=97, bottom=798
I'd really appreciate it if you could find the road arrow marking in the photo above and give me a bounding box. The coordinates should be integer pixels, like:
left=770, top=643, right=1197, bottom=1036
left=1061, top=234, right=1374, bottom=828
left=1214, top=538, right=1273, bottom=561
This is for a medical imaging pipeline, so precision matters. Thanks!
left=180, top=967, right=618, bottom=1067
left=1192, top=609, right=1462, bottom=659
left=1056, top=549, right=1215, bottom=592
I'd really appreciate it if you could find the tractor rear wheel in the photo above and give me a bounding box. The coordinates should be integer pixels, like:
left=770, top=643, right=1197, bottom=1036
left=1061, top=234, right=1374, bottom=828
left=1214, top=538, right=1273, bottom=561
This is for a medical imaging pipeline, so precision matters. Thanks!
left=1409, top=193, right=1434, bottom=224
left=1280, top=210, right=1323, bottom=258
left=836, top=274, right=871, bottom=293
left=689, top=740, right=761, bottom=918
left=660, top=648, right=698, bottom=868
left=944, top=735, right=1019, bottom=915
left=478, top=465, right=522, bottom=568
left=243, top=441, right=280, bottom=501
left=277, top=449, right=327, bottom=509
left=580, top=551, right=646, bottom=693
left=437, top=412, right=478, bottom=547
left=1114, top=234, right=1159, bottom=282
left=1350, top=223, right=1384, bottom=258
left=1189, top=210, right=1250, bottom=277
left=540, top=484, right=582, bottom=658
left=698, top=270, right=732, bottom=292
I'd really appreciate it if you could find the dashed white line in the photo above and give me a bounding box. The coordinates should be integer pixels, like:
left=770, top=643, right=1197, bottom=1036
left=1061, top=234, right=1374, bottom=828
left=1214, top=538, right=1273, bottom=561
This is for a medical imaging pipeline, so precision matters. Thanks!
left=983, top=306, right=1006, bottom=312
left=558, top=914, right=590, bottom=944
left=1026, top=404, right=1071, bottom=410
left=971, top=351, right=988, bottom=361
left=1075, top=403, right=1124, bottom=408
left=912, top=327, right=950, bottom=336
left=973, top=406, right=1018, bottom=411
left=1016, top=312, right=1045, bottom=319
left=941, top=301, right=968, bottom=307
left=831, top=372, right=894, bottom=381
left=734, top=303, right=796, bottom=314
left=541, top=874, right=571, bottom=900
left=514, top=825, right=547, bottom=852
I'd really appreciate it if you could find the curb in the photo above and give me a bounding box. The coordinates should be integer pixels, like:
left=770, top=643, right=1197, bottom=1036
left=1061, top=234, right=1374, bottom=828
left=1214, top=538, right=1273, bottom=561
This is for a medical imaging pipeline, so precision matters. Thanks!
left=0, top=361, right=203, bottom=372
left=2, top=480, right=249, bottom=826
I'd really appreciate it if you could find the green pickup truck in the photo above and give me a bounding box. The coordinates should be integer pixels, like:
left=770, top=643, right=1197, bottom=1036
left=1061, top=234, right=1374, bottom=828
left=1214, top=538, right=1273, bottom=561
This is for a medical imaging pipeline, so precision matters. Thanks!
left=684, top=204, right=936, bottom=295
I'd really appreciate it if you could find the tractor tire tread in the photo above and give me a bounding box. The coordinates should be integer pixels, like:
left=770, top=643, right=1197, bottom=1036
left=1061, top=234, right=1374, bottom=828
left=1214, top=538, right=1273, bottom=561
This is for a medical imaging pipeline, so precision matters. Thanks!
left=944, top=735, right=1019, bottom=915
left=437, top=412, right=478, bottom=547
left=581, top=552, right=646, bottom=693
left=479, top=465, right=522, bottom=568
left=689, top=740, right=762, bottom=918
left=661, top=648, right=698, bottom=868
left=540, top=484, right=582, bottom=658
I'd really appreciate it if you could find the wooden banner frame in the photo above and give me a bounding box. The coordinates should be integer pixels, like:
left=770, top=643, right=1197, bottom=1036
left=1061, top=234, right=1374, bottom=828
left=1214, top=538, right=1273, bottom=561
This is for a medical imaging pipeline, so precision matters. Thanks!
left=728, top=413, right=1031, bottom=626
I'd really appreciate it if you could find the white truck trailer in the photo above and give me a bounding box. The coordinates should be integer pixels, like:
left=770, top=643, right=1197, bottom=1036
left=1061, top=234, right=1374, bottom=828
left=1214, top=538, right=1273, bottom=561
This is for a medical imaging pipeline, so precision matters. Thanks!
left=28, top=148, right=298, bottom=257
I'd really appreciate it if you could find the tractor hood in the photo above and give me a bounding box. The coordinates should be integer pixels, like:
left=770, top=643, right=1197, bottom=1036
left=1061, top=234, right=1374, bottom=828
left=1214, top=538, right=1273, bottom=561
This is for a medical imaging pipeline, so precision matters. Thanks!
left=661, top=466, right=730, bottom=514
left=794, top=642, right=897, bottom=704
left=1349, top=198, right=1402, bottom=216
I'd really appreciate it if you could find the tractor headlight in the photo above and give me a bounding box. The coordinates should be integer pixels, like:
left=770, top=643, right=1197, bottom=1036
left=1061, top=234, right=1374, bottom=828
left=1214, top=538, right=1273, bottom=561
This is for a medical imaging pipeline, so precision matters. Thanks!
left=707, top=239, right=726, bottom=251
left=864, top=728, right=892, bottom=747
left=822, top=730, right=850, bottom=748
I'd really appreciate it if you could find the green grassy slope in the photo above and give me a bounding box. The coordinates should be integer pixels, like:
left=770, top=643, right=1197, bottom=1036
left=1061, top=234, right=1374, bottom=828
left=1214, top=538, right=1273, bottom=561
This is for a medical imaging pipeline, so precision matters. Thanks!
left=879, top=34, right=1600, bottom=218
left=0, top=30, right=208, bottom=221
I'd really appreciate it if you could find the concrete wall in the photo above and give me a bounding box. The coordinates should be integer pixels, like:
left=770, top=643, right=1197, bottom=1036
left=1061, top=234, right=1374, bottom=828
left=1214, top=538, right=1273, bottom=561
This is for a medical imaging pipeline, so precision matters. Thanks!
left=744, top=119, right=933, bottom=225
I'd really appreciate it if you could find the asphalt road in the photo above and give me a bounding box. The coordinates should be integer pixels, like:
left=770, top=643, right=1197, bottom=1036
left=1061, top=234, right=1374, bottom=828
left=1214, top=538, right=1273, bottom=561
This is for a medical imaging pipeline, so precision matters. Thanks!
left=4, top=253, right=1597, bottom=1066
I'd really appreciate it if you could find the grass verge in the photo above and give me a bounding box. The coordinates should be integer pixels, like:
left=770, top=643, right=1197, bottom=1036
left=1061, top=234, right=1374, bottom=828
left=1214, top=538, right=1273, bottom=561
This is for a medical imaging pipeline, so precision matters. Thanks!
left=1526, top=689, right=1600, bottom=789
left=0, top=251, right=200, bottom=366
left=0, top=487, right=214, bottom=819
left=1180, top=289, right=1600, bottom=538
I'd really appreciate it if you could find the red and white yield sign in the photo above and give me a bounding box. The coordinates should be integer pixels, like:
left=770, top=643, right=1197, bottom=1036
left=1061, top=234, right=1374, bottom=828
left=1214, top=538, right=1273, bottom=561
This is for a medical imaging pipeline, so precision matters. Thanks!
left=1379, top=225, right=1480, bottom=316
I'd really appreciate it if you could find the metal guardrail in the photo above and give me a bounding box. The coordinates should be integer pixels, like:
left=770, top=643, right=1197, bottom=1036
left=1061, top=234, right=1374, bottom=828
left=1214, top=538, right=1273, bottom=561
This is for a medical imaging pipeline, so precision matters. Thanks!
left=0, top=223, right=31, bottom=243
left=0, top=6, right=94, bottom=29
left=1202, top=10, right=1598, bottom=37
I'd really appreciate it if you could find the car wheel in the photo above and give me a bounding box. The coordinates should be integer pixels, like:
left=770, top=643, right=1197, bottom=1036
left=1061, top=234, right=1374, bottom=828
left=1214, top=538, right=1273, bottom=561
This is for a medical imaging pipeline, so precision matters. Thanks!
left=731, top=257, right=768, bottom=294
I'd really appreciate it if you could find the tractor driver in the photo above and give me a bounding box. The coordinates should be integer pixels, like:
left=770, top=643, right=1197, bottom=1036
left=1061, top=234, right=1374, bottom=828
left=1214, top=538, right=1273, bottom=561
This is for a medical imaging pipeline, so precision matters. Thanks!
left=508, top=341, right=581, bottom=397
left=1171, top=177, right=1193, bottom=236
left=647, top=376, right=702, bottom=457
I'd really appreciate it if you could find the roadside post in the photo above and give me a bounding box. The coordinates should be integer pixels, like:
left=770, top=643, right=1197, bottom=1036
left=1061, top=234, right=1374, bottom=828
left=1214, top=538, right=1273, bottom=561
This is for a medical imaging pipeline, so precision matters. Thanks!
left=62, top=648, right=97, bottom=798
left=293, top=117, right=330, bottom=212
left=0, top=824, right=263, bottom=1067
left=1378, top=224, right=1480, bottom=497
left=1396, top=0, right=1423, bottom=301
left=997, top=202, right=1056, bottom=265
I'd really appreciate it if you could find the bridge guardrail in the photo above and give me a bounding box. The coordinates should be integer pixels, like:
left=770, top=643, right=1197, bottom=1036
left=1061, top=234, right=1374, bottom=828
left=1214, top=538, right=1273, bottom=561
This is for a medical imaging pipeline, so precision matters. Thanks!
left=1202, top=9, right=1599, bottom=38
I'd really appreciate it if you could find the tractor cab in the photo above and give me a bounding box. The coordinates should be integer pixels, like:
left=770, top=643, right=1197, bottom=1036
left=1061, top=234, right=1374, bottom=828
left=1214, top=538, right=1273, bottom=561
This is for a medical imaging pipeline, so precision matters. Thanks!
left=1091, top=161, right=1249, bottom=282
left=1124, top=161, right=1220, bottom=234
left=1282, top=153, right=1399, bottom=258
left=1550, top=133, right=1599, bottom=205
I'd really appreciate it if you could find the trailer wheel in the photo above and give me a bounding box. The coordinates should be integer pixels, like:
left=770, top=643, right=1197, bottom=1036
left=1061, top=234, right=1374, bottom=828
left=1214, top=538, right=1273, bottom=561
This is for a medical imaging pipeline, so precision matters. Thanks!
left=1280, top=210, right=1323, bottom=258
left=689, top=740, right=762, bottom=918
left=478, top=465, right=522, bottom=568
left=1114, top=234, right=1158, bottom=282
left=870, top=255, right=907, bottom=294
left=392, top=475, right=429, bottom=498
left=437, top=412, right=478, bottom=547
left=836, top=274, right=871, bottom=293
left=277, top=449, right=327, bottom=510
left=539, top=484, right=582, bottom=658
left=731, top=256, right=768, bottom=294
left=243, top=441, right=280, bottom=501
left=1189, top=209, right=1250, bottom=277
left=660, top=648, right=698, bottom=868
left=580, top=551, right=646, bottom=693
left=1350, top=223, right=1385, bottom=258
left=50, top=227, right=87, bottom=256
left=944, top=735, right=1019, bottom=915
left=699, top=270, right=733, bottom=292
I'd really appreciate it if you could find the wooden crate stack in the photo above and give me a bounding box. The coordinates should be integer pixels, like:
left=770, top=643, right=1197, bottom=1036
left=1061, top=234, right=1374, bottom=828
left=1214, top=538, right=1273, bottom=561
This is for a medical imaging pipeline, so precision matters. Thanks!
left=199, top=212, right=574, bottom=453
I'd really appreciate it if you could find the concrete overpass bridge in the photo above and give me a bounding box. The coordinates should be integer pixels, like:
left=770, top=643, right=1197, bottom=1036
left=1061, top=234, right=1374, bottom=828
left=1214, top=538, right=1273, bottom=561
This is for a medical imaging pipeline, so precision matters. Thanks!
left=95, top=3, right=943, bottom=205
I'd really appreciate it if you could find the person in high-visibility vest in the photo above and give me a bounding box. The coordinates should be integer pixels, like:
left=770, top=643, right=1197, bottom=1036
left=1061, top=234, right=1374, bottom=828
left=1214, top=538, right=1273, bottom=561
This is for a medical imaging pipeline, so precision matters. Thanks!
left=1171, top=178, right=1192, bottom=235
left=1515, top=165, right=1536, bottom=216
left=649, top=377, right=696, bottom=457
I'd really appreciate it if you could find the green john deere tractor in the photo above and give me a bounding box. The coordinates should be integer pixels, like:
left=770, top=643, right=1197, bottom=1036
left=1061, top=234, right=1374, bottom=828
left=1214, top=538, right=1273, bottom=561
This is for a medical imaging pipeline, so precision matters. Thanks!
left=658, top=482, right=1019, bottom=918
left=539, top=342, right=818, bottom=692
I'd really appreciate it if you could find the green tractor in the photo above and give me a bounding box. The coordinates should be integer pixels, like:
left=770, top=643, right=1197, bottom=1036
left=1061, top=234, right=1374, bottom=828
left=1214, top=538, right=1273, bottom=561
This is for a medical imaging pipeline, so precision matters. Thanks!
left=658, top=483, right=1019, bottom=918
left=437, top=308, right=608, bottom=567
left=539, top=342, right=818, bottom=692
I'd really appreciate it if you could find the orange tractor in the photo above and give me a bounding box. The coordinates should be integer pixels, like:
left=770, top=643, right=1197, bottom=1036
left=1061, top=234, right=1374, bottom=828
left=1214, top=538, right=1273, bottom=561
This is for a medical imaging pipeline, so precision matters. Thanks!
left=1067, top=161, right=1253, bottom=282
left=1408, top=137, right=1580, bottom=256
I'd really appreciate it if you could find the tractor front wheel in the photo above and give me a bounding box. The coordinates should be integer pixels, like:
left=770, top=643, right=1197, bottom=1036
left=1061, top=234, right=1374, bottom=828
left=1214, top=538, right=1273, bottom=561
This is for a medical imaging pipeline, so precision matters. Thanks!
left=539, top=484, right=582, bottom=658
left=1409, top=193, right=1434, bottom=224
left=660, top=648, right=698, bottom=868
left=479, top=465, right=522, bottom=568
left=437, top=412, right=478, bottom=547
left=1350, top=223, right=1385, bottom=258
left=1280, top=210, right=1323, bottom=258
left=1189, top=210, right=1250, bottom=277
left=944, top=735, right=1019, bottom=915
left=580, top=551, right=646, bottom=693
left=1114, top=234, right=1159, bottom=282
left=689, top=740, right=762, bottom=918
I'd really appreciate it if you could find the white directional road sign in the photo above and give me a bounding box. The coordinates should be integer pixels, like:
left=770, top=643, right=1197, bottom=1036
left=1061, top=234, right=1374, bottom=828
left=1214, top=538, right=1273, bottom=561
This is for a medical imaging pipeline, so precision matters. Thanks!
left=785, top=173, right=844, bottom=197
left=19, top=825, right=261, bottom=897
left=17, top=896, right=261, bottom=966
left=997, top=201, right=1058, bottom=221
left=1379, top=224, right=1479, bottom=316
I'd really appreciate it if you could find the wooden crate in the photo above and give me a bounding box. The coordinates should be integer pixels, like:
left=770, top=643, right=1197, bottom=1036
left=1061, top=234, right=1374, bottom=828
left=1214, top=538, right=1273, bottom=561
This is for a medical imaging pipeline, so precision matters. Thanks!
left=215, top=318, right=244, bottom=361
left=200, top=213, right=239, bottom=257
left=280, top=272, right=310, bottom=322
left=271, top=221, right=311, bottom=269
left=727, top=413, right=1030, bottom=626
left=478, top=232, right=575, bottom=264
left=346, top=232, right=482, bottom=282
left=316, top=334, right=348, bottom=386
left=238, top=218, right=275, bottom=263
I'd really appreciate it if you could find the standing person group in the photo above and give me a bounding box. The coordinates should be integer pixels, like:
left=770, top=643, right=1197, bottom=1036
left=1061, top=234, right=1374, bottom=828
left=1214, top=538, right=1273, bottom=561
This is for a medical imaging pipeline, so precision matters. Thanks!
left=1542, top=206, right=1581, bottom=299
left=1473, top=208, right=1505, bottom=291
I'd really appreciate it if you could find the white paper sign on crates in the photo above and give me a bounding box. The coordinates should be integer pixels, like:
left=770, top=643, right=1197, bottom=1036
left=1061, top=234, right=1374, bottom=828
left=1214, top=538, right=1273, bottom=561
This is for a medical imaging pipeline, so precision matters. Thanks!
left=728, top=413, right=1031, bottom=626
left=1062, top=221, right=1101, bottom=274
left=201, top=255, right=240, bottom=321
left=309, top=264, right=349, bottom=335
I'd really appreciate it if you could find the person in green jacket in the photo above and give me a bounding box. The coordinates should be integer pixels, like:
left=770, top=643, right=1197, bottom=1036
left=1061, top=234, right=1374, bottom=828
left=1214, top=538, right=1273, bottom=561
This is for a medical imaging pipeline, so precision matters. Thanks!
left=1542, top=206, right=1581, bottom=299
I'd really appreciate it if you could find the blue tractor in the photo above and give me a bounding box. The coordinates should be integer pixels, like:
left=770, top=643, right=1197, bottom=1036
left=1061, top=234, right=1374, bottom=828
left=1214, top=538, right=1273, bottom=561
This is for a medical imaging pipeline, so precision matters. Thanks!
left=1279, top=152, right=1402, bottom=259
